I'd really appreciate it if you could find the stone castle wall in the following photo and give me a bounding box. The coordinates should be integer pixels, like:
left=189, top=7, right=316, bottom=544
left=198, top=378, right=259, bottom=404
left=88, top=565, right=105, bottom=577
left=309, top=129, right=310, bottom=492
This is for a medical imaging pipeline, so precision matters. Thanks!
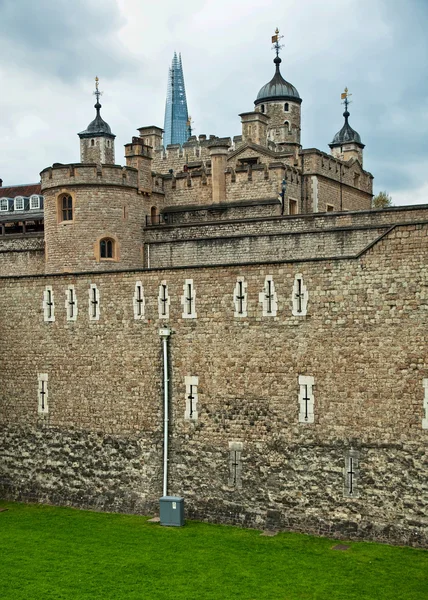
left=0, top=221, right=427, bottom=546
left=0, top=235, right=45, bottom=276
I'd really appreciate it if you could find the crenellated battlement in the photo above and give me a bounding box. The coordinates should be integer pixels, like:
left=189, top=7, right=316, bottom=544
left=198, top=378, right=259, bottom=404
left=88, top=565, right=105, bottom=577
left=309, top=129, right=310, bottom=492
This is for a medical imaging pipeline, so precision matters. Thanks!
left=40, top=163, right=139, bottom=191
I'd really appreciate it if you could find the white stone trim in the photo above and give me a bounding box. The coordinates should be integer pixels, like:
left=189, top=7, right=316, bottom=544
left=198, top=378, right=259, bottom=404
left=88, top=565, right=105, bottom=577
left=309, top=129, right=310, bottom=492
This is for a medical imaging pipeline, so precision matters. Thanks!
left=298, top=375, right=314, bottom=423
left=38, top=373, right=48, bottom=414
left=292, top=274, right=309, bottom=316
left=158, top=280, right=170, bottom=319
left=422, top=379, right=428, bottom=429
left=88, top=284, right=100, bottom=321
left=184, top=375, right=199, bottom=420
left=311, top=175, right=318, bottom=212
left=259, top=275, right=278, bottom=317
left=30, top=195, right=40, bottom=210
left=43, top=286, right=55, bottom=322
left=181, top=279, right=197, bottom=319
left=65, top=285, right=78, bottom=322
left=133, top=281, right=146, bottom=320
left=233, top=277, right=248, bottom=317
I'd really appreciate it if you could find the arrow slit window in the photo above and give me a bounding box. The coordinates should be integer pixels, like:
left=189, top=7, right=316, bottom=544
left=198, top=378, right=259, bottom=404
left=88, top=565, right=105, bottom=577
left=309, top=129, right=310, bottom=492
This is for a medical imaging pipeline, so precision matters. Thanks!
left=43, top=286, right=55, bottom=322
left=298, top=375, right=314, bottom=423
left=292, top=274, right=308, bottom=316
left=88, top=284, right=100, bottom=321
left=344, top=450, right=360, bottom=498
left=133, top=281, right=145, bottom=320
left=184, top=376, right=199, bottom=420
left=228, top=442, right=243, bottom=488
left=259, top=275, right=278, bottom=317
left=158, top=281, right=170, bottom=319
left=65, top=285, right=78, bottom=321
left=181, top=279, right=196, bottom=318
left=233, top=277, right=248, bottom=317
left=38, top=373, right=49, bottom=414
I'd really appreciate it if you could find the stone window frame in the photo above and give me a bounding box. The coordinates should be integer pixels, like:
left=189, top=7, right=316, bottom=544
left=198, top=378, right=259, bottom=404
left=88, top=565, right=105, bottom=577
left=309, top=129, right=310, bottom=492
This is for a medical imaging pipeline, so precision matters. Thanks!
left=88, top=283, right=100, bottom=321
left=259, top=275, right=278, bottom=317
left=326, top=204, right=334, bottom=212
left=133, top=280, right=146, bottom=320
left=422, top=379, right=428, bottom=430
left=43, top=285, right=55, bottom=323
left=30, top=195, right=40, bottom=210
left=298, top=375, right=315, bottom=424
left=292, top=274, right=309, bottom=317
left=181, top=279, right=197, bottom=319
left=158, top=280, right=170, bottom=320
left=233, top=276, right=248, bottom=317
left=56, top=189, right=75, bottom=224
left=283, top=120, right=291, bottom=133
left=0, top=197, right=8, bottom=211
left=94, top=234, right=120, bottom=263
left=65, top=284, right=78, bottom=322
left=184, top=376, right=199, bottom=421
left=14, top=196, right=24, bottom=211
left=284, top=102, right=290, bottom=112
left=37, top=373, right=49, bottom=415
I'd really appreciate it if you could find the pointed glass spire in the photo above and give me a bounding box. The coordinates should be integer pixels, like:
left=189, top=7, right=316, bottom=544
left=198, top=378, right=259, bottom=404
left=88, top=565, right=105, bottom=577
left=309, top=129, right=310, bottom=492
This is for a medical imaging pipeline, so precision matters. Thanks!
left=163, top=52, right=190, bottom=146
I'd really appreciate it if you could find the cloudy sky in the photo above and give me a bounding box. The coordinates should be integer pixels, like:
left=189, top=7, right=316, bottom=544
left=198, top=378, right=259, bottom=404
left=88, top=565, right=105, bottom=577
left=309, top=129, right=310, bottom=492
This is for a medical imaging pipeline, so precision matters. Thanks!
left=0, top=0, right=427, bottom=205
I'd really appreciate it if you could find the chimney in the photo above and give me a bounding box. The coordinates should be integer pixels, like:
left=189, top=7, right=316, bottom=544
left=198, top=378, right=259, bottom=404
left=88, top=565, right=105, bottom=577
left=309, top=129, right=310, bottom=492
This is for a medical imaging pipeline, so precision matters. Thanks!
left=0, top=178, right=3, bottom=187
left=208, top=140, right=230, bottom=203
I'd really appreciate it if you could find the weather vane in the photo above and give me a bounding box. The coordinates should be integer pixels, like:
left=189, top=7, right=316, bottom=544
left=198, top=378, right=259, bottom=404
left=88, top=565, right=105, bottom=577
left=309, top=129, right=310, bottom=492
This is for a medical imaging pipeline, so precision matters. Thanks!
left=341, top=87, right=352, bottom=112
left=271, top=27, right=284, bottom=58
left=93, top=76, right=103, bottom=103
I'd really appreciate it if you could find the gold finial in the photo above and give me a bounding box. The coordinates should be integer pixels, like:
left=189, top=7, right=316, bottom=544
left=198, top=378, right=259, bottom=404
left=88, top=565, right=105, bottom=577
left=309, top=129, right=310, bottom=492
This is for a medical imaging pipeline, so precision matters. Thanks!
left=95, top=76, right=99, bottom=91
left=341, top=87, right=352, bottom=112
left=275, top=27, right=279, bottom=34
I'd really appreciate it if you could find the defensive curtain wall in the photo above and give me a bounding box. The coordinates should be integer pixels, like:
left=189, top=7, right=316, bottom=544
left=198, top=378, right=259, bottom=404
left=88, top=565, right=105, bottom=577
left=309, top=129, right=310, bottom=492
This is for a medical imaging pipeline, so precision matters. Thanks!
left=0, top=216, right=427, bottom=547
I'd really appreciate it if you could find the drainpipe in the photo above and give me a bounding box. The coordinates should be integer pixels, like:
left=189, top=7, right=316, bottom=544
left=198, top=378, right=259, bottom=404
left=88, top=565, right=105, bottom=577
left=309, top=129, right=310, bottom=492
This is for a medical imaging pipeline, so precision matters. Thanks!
left=159, top=325, right=171, bottom=497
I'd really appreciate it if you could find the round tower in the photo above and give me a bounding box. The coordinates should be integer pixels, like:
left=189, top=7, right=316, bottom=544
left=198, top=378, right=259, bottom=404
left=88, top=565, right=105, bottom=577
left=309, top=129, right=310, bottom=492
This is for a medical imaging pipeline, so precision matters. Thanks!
left=329, top=88, right=365, bottom=165
left=78, top=78, right=116, bottom=165
left=254, top=28, right=302, bottom=150
left=41, top=83, right=150, bottom=274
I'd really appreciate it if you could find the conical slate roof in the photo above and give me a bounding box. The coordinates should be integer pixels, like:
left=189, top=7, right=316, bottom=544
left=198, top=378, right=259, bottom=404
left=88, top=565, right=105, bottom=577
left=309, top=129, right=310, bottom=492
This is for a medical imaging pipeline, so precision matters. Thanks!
left=330, top=109, right=363, bottom=147
left=255, top=57, right=301, bottom=105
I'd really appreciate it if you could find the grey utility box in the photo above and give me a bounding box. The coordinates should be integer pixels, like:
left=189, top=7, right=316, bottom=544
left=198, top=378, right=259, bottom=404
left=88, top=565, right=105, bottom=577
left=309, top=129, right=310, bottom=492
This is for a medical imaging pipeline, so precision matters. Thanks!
left=159, top=496, right=185, bottom=527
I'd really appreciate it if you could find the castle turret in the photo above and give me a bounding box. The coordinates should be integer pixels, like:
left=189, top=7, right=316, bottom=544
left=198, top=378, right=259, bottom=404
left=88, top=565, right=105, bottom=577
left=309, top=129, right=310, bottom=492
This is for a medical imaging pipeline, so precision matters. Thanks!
left=254, top=29, right=302, bottom=150
left=78, top=77, right=116, bottom=165
left=329, top=88, right=364, bottom=165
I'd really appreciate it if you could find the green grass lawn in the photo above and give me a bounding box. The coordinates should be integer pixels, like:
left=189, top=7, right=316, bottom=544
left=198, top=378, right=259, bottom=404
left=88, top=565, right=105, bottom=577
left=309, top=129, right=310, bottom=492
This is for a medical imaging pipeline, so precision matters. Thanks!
left=0, top=501, right=427, bottom=600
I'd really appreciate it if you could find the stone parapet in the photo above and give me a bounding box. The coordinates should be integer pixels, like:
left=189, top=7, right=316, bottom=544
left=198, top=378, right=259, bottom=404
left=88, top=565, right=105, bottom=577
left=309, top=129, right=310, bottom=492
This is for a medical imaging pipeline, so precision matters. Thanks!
left=40, top=163, right=139, bottom=192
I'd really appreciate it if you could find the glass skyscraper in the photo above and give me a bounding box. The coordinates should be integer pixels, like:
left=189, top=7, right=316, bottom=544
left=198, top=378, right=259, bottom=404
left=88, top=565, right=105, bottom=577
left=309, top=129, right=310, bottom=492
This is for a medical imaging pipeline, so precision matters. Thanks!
left=163, top=52, right=190, bottom=146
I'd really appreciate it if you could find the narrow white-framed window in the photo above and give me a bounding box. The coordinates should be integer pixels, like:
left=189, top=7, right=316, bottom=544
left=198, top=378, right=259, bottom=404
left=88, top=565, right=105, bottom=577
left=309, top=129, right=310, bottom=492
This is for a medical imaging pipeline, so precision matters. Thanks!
left=43, top=286, right=55, bottom=322
left=292, top=274, right=309, bottom=316
left=181, top=279, right=196, bottom=319
left=259, top=275, right=278, bottom=317
left=228, top=441, right=243, bottom=488
left=38, top=373, right=49, bottom=414
left=0, top=197, right=8, bottom=211
left=158, top=281, right=170, bottom=319
left=14, top=196, right=24, bottom=211
left=184, top=376, right=199, bottom=421
left=422, top=379, right=428, bottom=429
left=88, top=284, right=100, bottom=321
left=133, top=281, right=145, bottom=320
left=298, top=375, right=315, bottom=423
left=30, top=195, right=40, bottom=210
left=233, top=277, right=248, bottom=317
left=344, top=449, right=360, bottom=498
left=65, top=285, right=78, bottom=322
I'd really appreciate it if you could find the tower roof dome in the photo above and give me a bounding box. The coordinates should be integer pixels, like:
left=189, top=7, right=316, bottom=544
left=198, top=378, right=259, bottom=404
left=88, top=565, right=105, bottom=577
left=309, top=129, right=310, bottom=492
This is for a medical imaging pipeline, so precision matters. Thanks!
left=255, top=56, right=301, bottom=105
left=78, top=78, right=115, bottom=139
left=329, top=108, right=364, bottom=148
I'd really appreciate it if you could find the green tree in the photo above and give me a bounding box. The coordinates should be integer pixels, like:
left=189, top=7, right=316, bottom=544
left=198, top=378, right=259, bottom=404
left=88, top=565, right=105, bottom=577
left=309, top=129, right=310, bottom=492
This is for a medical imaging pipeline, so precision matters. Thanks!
left=372, top=191, right=393, bottom=209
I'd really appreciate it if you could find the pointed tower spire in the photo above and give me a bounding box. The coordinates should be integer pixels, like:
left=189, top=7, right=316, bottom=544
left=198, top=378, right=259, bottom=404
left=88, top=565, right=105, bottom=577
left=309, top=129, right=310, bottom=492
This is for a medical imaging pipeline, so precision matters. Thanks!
left=78, top=77, right=116, bottom=164
left=163, top=52, right=190, bottom=146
